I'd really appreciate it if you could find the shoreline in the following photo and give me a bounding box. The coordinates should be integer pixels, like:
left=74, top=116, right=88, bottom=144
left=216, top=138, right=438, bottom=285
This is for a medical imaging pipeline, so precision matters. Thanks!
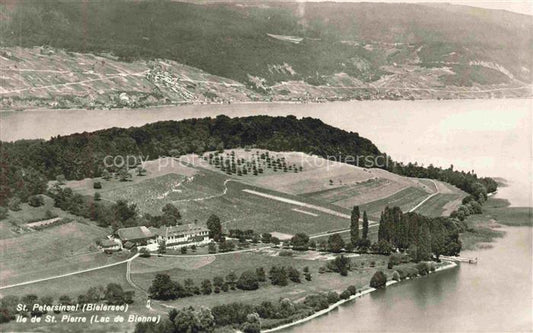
left=262, top=261, right=458, bottom=332
left=1, top=96, right=532, bottom=115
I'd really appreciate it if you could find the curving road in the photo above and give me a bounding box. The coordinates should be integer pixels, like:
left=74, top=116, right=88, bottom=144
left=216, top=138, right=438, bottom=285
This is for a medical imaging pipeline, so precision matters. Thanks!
left=408, top=179, right=440, bottom=213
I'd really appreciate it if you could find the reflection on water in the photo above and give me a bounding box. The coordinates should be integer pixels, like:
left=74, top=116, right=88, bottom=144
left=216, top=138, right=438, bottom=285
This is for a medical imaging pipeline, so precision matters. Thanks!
left=285, top=227, right=532, bottom=332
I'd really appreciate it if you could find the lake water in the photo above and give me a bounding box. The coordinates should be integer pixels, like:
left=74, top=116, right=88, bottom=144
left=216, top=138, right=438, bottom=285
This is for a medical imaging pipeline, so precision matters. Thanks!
left=1, top=99, right=532, bottom=331
left=285, top=226, right=533, bottom=333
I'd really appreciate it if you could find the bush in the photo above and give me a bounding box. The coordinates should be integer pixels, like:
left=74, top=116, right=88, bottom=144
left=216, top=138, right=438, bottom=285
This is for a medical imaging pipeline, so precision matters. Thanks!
left=327, top=234, right=345, bottom=253
left=28, top=195, right=44, bottom=207
left=139, top=248, right=151, bottom=258
left=303, top=294, right=329, bottom=311
left=237, top=271, right=259, bottom=290
left=326, top=291, right=339, bottom=304
left=370, top=271, right=387, bottom=289
left=0, top=207, right=8, bottom=220
left=388, top=253, right=408, bottom=269
left=371, top=240, right=393, bottom=255
left=404, top=267, right=419, bottom=278
left=327, top=255, right=350, bottom=276
left=256, top=267, right=266, bottom=282
left=340, top=290, right=351, bottom=300
left=269, top=266, right=288, bottom=286
left=201, top=279, right=212, bottom=295
left=278, top=250, right=293, bottom=257
left=290, top=233, right=309, bottom=251
left=392, top=271, right=400, bottom=281
left=93, top=181, right=102, bottom=189
left=429, top=262, right=436, bottom=272
left=347, top=285, right=357, bottom=295
left=395, top=268, right=407, bottom=280
left=416, top=262, right=430, bottom=276
left=8, top=197, right=21, bottom=211
left=287, top=267, right=301, bottom=283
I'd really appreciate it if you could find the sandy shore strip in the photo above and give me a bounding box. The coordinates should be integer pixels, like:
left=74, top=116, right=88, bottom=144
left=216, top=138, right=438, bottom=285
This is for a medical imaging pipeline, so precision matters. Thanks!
left=262, top=261, right=458, bottom=332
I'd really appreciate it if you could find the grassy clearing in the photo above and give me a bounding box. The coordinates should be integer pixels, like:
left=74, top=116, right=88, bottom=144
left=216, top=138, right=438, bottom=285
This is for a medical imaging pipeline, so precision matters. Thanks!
left=460, top=198, right=531, bottom=250
left=458, top=198, right=517, bottom=250
left=0, top=262, right=129, bottom=298
left=0, top=261, right=142, bottom=333
left=63, top=157, right=198, bottom=197
left=0, top=221, right=127, bottom=285
left=483, top=198, right=532, bottom=226
left=414, top=193, right=465, bottom=217
left=5, top=195, right=57, bottom=225
left=131, top=251, right=393, bottom=309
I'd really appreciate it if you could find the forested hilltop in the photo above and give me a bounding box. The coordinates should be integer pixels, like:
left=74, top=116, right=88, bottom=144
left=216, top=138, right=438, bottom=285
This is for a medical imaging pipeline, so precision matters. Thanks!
left=0, top=115, right=496, bottom=206
left=0, top=0, right=530, bottom=110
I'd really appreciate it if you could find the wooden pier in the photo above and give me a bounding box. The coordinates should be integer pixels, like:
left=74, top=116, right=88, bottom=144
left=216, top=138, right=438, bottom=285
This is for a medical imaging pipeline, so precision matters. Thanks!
left=440, top=256, right=478, bottom=264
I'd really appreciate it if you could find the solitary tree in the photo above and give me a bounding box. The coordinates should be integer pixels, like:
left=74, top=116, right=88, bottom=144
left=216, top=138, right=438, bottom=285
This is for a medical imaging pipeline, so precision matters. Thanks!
left=206, top=214, right=222, bottom=241
left=162, top=203, right=181, bottom=226
left=201, top=279, right=212, bottom=295
left=417, top=222, right=432, bottom=261
left=290, top=233, right=310, bottom=251
left=158, top=241, right=166, bottom=254
left=237, top=271, right=259, bottom=290
left=350, top=206, right=360, bottom=246
left=136, top=166, right=146, bottom=176
left=256, top=267, right=266, bottom=282
left=225, top=272, right=237, bottom=289
left=328, top=234, right=345, bottom=253
left=362, top=210, right=369, bottom=240
left=370, top=271, right=387, bottom=289
left=102, top=169, right=111, bottom=181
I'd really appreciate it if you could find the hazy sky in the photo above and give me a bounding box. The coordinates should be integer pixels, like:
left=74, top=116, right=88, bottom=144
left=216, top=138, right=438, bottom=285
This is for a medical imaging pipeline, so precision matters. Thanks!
left=302, top=0, right=533, bottom=15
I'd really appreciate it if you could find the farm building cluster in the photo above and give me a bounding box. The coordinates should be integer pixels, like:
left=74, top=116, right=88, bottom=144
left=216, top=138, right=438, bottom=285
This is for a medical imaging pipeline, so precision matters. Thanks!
left=100, top=224, right=210, bottom=252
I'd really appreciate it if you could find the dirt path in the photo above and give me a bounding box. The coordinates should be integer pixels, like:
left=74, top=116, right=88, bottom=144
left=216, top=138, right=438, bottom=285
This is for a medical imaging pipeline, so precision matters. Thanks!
left=242, top=189, right=352, bottom=219
left=408, top=179, right=440, bottom=212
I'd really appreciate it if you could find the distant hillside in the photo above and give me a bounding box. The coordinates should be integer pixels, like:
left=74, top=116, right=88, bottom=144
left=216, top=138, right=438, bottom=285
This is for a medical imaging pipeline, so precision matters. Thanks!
left=0, top=0, right=530, bottom=105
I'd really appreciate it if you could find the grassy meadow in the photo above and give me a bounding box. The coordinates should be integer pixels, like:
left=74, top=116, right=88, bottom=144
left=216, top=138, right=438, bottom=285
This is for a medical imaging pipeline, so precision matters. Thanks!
left=458, top=197, right=532, bottom=250
left=130, top=251, right=393, bottom=309
left=0, top=221, right=127, bottom=286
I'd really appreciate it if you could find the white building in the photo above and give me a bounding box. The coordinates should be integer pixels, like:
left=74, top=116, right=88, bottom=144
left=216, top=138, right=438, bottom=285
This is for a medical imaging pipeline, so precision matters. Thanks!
left=151, top=224, right=210, bottom=249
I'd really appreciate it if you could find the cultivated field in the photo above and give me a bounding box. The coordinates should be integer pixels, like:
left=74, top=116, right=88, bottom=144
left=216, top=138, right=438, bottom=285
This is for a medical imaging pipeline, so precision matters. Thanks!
left=171, top=175, right=351, bottom=235
left=198, top=149, right=446, bottom=220
left=0, top=263, right=129, bottom=298
left=64, top=155, right=352, bottom=235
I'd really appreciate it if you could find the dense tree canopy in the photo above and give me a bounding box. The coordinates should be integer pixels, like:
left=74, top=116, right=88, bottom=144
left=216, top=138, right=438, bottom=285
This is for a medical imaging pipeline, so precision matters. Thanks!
left=377, top=206, right=463, bottom=259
